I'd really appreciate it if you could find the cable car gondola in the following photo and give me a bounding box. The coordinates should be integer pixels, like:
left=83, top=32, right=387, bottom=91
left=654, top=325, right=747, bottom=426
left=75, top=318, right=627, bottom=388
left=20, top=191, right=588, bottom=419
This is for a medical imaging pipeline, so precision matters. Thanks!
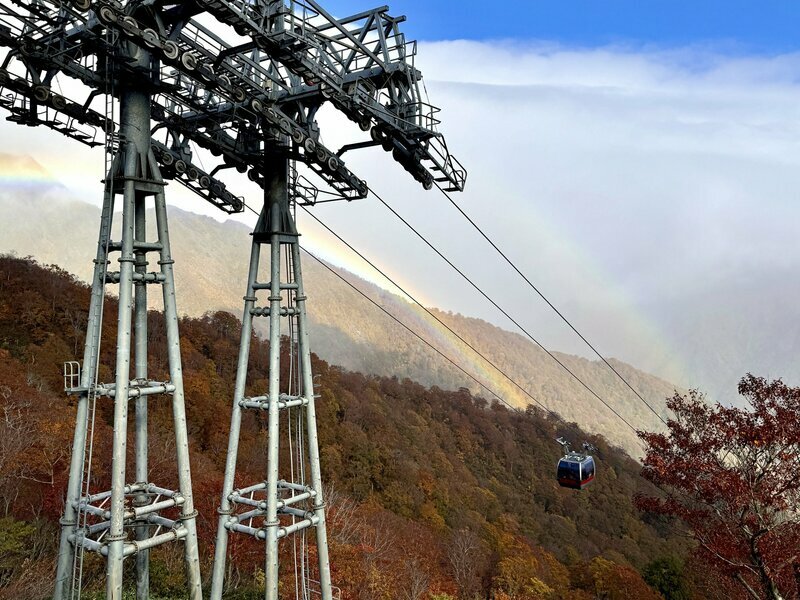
left=556, top=437, right=596, bottom=490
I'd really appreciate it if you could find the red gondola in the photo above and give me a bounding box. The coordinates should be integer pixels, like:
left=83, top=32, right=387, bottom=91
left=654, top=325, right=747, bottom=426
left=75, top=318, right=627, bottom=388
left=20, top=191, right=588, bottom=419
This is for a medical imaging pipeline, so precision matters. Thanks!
left=556, top=437, right=596, bottom=490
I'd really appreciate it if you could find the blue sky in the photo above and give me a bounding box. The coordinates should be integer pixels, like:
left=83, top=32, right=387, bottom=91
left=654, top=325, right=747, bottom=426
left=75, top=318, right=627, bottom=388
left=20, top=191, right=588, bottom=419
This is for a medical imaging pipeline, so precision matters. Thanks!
left=328, top=1, right=800, bottom=52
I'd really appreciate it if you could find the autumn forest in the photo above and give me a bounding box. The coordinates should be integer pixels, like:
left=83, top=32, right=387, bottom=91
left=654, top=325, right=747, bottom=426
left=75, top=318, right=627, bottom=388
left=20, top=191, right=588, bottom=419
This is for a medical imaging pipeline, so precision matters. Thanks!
left=0, top=255, right=786, bottom=599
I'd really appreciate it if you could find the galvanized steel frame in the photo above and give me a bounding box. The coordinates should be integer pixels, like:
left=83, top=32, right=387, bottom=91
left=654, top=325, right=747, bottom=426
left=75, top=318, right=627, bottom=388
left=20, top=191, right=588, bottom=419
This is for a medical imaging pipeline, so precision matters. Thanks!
left=0, top=1, right=466, bottom=598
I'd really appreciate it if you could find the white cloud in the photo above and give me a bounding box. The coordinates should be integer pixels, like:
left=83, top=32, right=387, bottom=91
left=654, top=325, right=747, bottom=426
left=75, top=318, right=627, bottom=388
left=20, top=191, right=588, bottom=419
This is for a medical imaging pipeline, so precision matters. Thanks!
left=4, top=40, right=800, bottom=398
left=309, top=40, right=800, bottom=397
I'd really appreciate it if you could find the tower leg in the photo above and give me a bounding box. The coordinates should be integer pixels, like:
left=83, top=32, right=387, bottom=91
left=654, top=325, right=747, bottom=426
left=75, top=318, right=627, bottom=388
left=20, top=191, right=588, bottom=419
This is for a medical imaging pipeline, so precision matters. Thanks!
left=106, top=146, right=139, bottom=600
left=152, top=169, right=204, bottom=600
left=134, top=194, right=150, bottom=600
left=210, top=208, right=265, bottom=599
left=53, top=177, right=116, bottom=600
left=210, top=159, right=333, bottom=600
left=265, top=192, right=283, bottom=600
left=291, top=241, right=333, bottom=597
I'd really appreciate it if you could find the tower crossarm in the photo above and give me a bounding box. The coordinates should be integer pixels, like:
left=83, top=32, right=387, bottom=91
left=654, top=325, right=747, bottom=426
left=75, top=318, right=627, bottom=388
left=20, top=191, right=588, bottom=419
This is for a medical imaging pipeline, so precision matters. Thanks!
left=0, top=65, right=109, bottom=146
left=0, top=0, right=464, bottom=196
left=91, top=1, right=368, bottom=198
left=190, top=0, right=468, bottom=192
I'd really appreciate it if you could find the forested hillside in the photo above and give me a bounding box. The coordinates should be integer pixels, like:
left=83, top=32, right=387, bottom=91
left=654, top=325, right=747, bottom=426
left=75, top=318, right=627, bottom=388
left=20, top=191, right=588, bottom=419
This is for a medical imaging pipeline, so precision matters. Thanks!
left=0, top=255, right=742, bottom=599
left=0, top=168, right=678, bottom=456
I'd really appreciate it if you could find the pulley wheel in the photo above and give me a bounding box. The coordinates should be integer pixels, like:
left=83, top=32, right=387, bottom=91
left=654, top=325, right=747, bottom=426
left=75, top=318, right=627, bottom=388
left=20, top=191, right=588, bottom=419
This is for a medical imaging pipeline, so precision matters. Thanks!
left=163, top=40, right=180, bottom=61
left=161, top=152, right=174, bottom=166
left=98, top=6, right=116, bottom=24
left=51, top=95, right=67, bottom=110
left=327, top=156, right=340, bottom=171
left=197, top=63, right=214, bottom=82
left=73, top=0, right=91, bottom=11
left=142, top=28, right=159, bottom=49
left=279, top=119, right=292, bottom=134
left=181, top=51, right=198, bottom=71
left=233, top=87, right=246, bottom=102
left=292, top=130, right=304, bottom=144
left=359, top=119, right=371, bottom=132
left=32, top=85, right=50, bottom=102
left=303, top=138, right=316, bottom=153
left=120, top=16, right=138, bottom=31
left=199, top=175, right=211, bottom=189
left=186, top=167, right=199, bottom=181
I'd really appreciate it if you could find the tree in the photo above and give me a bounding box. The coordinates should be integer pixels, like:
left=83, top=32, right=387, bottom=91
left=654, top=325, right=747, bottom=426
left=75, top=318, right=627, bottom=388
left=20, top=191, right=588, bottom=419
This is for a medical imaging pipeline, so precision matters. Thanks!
left=637, top=375, right=800, bottom=600
left=642, top=557, right=689, bottom=600
left=447, top=528, right=485, bottom=599
left=587, top=557, right=664, bottom=600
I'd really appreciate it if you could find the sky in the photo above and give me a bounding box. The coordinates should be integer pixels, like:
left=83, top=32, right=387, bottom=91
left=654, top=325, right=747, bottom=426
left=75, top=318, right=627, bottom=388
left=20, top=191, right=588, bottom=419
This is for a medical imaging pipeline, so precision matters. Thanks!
left=328, top=0, right=800, bottom=53
left=2, top=1, right=800, bottom=402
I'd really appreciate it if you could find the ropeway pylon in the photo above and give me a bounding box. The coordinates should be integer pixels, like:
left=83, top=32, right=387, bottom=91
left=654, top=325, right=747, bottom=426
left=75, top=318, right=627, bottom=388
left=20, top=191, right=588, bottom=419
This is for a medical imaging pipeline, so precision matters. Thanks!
left=210, top=158, right=333, bottom=600
left=54, top=44, right=202, bottom=600
left=0, top=0, right=466, bottom=596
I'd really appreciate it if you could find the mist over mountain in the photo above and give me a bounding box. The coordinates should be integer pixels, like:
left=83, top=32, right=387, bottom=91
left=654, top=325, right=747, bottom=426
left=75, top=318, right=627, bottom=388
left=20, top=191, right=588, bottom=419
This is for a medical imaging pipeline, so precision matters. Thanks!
left=9, top=149, right=796, bottom=453
left=640, top=270, right=800, bottom=405
left=0, top=155, right=683, bottom=454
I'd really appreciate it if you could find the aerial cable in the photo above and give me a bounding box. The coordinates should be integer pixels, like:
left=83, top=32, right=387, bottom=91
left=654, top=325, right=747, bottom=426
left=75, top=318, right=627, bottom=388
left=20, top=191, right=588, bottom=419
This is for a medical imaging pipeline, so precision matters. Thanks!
left=302, top=247, right=519, bottom=409
left=240, top=201, right=518, bottom=411
left=431, top=184, right=669, bottom=426
left=241, top=200, right=645, bottom=445
left=297, top=204, right=641, bottom=435
left=303, top=243, right=645, bottom=450
left=362, top=186, right=650, bottom=431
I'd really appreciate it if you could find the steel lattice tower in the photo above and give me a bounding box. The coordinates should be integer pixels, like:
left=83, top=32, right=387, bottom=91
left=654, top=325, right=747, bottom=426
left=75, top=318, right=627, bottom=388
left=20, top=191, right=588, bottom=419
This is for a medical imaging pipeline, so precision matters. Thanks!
left=209, top=159, right=333, bottom=599
left=0, top=0, right=466, bottom=598
left=54, top=41, right=204, bottom=600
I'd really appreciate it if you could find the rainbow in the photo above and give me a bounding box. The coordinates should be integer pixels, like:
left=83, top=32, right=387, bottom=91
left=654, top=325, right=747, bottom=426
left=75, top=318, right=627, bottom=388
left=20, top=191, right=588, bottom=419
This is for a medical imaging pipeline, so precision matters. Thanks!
left=297, top=197, right=691, bottom=421
left=0, top=153, right=60, bottom=189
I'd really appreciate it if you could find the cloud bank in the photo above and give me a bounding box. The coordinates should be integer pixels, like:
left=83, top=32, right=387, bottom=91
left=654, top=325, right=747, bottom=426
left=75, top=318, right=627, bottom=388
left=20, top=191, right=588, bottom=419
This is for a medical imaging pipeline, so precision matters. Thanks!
left=4, top=40, right=800, bottom=401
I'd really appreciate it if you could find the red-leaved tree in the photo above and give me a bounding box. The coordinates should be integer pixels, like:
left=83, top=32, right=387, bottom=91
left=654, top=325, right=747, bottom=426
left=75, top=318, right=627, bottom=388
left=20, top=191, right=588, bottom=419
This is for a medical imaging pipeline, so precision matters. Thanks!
left=637, top=375, right=800, bottom=600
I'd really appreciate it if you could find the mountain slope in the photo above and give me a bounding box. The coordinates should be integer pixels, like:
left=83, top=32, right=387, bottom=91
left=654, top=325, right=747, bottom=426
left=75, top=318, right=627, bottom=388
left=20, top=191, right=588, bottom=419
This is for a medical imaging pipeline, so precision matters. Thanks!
left=0, top=166, right=676, bottom=454
left=0, top=255, right=705, bottom=599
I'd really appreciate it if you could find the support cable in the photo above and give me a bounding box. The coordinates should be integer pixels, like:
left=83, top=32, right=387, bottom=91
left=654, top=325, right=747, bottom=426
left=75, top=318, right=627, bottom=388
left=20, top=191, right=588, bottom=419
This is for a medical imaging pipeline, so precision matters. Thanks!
left=303, top=246, right=514, bottom=409
left=296, top=205, right=641, bottom=434
left=431, top=185, right=668, bottom=426
left=240, top=202, right=524, bottom=413
left=241, top=201, right=647, bottom=445
left=328, top=195, right=648, bottom=431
